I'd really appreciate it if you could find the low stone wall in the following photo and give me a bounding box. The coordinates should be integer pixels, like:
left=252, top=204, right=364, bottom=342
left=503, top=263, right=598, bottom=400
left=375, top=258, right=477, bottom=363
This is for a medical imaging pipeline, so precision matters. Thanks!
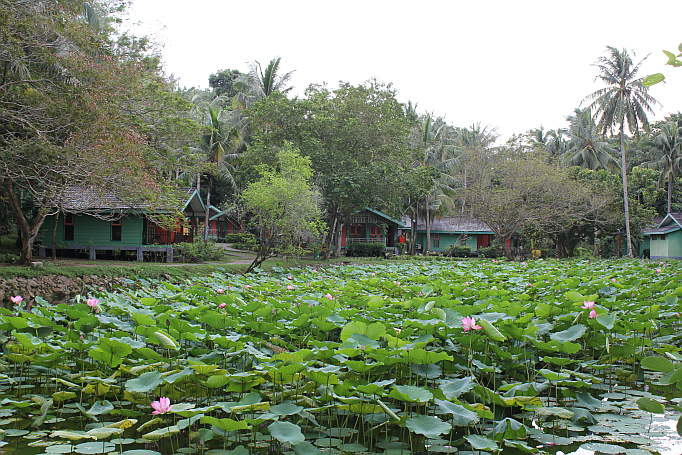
left=0, top=274, right=129, bottom=306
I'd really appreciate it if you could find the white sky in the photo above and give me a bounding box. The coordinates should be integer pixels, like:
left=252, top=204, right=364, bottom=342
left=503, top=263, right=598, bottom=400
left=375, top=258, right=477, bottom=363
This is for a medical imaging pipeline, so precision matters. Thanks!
left=126, top=0, right=681, bottom=142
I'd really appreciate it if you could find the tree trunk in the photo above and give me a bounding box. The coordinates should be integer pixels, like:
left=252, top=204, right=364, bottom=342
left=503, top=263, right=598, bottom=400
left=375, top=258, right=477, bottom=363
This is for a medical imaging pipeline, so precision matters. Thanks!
left=501, top=236, right=513, bottom=260
left=410, top=206, right=417, bottom=256
left=52, top=211, right=59, bottom=261
left=424, top=195, right=431, bottom=255
left=593, top=227, right=599, bottom=257
left=324, top=210, right=338, bottom=260
left=204, top=178, right=211, bottom=246
left=3, top=183, right=47, bottom=264
left=334, top=224, right=343, bottom=258
left=620, top=124, right=633, bottom=257
left=668, top=176, right=673, bottom=214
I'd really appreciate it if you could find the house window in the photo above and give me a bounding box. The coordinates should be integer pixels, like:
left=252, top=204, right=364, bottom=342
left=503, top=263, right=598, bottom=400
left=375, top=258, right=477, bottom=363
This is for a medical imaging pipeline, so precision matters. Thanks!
left=111, top=217, right=122, bottom=241
left=350, top=225, right=362, bottom=236
left=661, top=234, right=666, bottom=240
left=63, top=213, right=74, bottom=241
left=433, top=234, right=440, bottom=248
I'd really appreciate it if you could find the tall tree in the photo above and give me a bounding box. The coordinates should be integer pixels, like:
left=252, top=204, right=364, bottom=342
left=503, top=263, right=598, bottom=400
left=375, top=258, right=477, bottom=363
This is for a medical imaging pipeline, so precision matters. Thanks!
left=584, top=46, right=660, bottom=257
left=0, top=0, right=185, bottom=263
left=409, top=114, right=460, bottom=254
left=242, top=143, right=324, bottom=273
left=641, top=121, right=682, bottom=213
left=242, top=80, right=410, bottom=258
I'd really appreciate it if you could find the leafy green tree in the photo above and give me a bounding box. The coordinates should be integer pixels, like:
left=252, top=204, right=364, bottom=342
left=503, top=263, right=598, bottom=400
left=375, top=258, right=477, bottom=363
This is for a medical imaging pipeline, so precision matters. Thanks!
left=208, top=69, right=243, bottom=99
left=242, top=144, right=324, bottom=272
left=243, top=80, right=411, bottom=258
left=463, top=152, right=611, bottom=260
left=640, top=121, right=682, bottom=213
left=564, top=108, right=620, bottom=172
left=584, top=46, right=660, bottom=257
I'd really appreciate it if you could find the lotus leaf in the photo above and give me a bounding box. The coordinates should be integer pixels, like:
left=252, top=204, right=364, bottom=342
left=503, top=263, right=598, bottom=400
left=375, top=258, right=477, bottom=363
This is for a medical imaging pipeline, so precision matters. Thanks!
left=125, top=371, right=163, bottom=393
left=388, top=385, right=433, bottom=403
left=268, top=421, right=305, bottom=445
left=465, top=434, right=498, bottom=451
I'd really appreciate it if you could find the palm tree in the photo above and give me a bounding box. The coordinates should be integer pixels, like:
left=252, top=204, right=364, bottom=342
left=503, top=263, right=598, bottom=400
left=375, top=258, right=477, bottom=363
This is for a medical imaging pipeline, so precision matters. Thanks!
left=564, top=108, right=620, bottom=172
left=641, top=121, right=682, bottom=213
left=411, top=114, right=460, bottom=254
left=234, top=56, right=294, bottom=108
left=584, top=46, right=660, bottom=257
left=187, top=91, right=244, bottom=243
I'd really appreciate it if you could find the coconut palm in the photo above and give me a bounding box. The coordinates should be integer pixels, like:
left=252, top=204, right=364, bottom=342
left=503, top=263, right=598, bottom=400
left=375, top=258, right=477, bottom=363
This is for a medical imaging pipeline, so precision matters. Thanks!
left=641, top=122, right=682, bottom=213
left=564, top=108, right=620, bottom=172
left=584, top=46, right=660, bottom=257
left=234, top=56, right=294, bottom=108
left=411, top=114, right=460, bottom=254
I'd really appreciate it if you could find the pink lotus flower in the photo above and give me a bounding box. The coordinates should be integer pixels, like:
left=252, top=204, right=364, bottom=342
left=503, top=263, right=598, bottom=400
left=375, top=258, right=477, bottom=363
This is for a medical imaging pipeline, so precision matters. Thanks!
left=325, top=293, right=333, bottom=300
left=151, top=397, right=171, bottom=415
left=360, top=345, right=365, bottom=351
left=589, top=309, right=599, bottom=319
left=287, top=285, right=294, bottom=290
left=217, top=288, right=224, bottom=294
left=288, top=275, right=293, bottom=280
left=10, top=296, right=23, bottom=305
left=611, top=278, right=617, bottom=283
left=371, top=272, right=376, bottom=277
left=218, top=303, right=226, bottom=309
left=86, top=298, right=99, bottom=308
left=582, top=301, right=595, bottom=309
left=98, top=286, right=104, bottom=291
left=657, top=268, right=662, bottom=273
left=244, top=285, right=251, bottom=289
left=462, top=316, right=482, bottom=331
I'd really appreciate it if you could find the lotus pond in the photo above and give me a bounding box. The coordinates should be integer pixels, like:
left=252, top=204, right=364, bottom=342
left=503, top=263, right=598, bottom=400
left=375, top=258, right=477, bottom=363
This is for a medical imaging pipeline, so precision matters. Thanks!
left=1, top=259, right=682, bottom=455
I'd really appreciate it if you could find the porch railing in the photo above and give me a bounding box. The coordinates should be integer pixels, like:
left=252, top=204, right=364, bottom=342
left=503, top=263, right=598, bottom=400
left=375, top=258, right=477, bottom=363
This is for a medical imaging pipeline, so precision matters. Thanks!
left=347, top=236, right=385, bottom=245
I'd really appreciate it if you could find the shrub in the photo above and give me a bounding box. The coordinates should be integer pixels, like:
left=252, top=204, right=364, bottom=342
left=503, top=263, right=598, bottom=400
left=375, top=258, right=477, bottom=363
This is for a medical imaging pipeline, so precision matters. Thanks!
left=445, top=245, right=472, bottom=257
left=347, top=242, right=385, bottom=257
left=225, top=233, right=257, bottom=244
left=478, top=244, right=501, bottom=258
left=232, top=243, right=258, bottom=252
left=173, top=239, right=224, bottom=263
left=0, top=252, right=19, bottom=263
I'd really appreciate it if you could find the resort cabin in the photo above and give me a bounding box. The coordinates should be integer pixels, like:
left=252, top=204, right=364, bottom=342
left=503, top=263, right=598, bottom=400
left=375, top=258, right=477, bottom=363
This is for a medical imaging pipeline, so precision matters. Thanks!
left=402, top=216, right=495, bottom=254
left=642, top=213, right=682, bottom=260
left=39, top=187, right=206, bottom=263
left=339, top=208, right=405, bottom=251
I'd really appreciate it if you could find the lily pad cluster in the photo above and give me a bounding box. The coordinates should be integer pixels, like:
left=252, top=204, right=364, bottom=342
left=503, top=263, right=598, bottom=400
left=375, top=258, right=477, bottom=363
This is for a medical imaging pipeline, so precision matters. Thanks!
left=0, top=259, right=681, bottom=454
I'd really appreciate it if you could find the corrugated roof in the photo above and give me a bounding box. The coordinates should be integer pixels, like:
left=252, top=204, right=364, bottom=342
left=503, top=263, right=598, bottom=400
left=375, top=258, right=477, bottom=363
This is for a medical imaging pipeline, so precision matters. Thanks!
left=402, top=215, right=493, bottom=233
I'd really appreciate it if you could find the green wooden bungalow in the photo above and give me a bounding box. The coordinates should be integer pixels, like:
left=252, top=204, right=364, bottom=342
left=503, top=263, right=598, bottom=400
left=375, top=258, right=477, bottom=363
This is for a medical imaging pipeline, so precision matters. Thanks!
left=642, top=213, right=682, bottom=260
left=38, top=187, right=206, bottom=262
left=339, top=208, right=406, bottom=251
left=402, top=216, right=495, bottom=254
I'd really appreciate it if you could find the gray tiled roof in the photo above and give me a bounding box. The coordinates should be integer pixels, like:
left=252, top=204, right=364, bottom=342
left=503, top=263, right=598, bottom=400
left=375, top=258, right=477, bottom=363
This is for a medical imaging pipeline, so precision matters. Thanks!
left=52, top=186, right=195, bottom=212
left=402, top=215, right=493, bottom=233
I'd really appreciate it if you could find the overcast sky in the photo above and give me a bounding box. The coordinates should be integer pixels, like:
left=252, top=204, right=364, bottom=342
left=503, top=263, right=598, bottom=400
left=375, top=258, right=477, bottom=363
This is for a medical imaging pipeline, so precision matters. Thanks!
left=126, top=0, right=681, bottom=142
